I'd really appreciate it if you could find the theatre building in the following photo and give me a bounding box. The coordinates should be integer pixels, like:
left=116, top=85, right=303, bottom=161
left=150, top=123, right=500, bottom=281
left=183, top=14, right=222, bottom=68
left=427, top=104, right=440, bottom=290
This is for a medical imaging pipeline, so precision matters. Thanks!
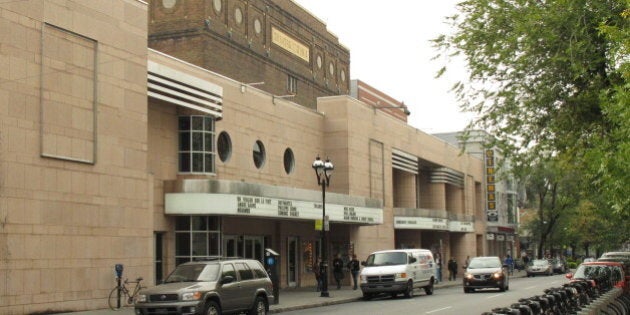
left=0, top=0, right=487, bottom=313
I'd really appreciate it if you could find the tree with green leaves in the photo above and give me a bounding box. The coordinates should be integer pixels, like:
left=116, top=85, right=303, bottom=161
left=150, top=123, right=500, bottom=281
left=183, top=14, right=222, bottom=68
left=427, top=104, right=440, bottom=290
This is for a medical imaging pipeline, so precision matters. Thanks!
left=433, top=0, right=629, bottom=221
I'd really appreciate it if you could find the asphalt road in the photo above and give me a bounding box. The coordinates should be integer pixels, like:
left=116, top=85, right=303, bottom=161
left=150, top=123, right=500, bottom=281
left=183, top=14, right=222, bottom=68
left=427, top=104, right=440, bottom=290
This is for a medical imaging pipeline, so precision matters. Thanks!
left=282, top=274, right=570, bottom=315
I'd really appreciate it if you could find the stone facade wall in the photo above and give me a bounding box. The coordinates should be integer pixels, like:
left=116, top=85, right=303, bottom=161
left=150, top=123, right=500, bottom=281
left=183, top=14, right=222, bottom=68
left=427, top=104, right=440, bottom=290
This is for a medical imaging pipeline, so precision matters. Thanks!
left=0, top=1, right=150, bottom=313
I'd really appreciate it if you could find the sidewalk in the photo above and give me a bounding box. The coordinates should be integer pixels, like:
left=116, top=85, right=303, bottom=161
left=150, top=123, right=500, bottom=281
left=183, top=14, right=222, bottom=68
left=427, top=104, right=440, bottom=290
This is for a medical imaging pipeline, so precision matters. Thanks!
left=57, top=278, right=467, bottom=315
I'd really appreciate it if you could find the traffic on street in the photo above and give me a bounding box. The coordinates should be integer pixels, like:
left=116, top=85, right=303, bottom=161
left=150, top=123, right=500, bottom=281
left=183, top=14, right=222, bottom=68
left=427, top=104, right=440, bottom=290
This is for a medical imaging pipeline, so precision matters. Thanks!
left=282, top=274, right=568, bottom=315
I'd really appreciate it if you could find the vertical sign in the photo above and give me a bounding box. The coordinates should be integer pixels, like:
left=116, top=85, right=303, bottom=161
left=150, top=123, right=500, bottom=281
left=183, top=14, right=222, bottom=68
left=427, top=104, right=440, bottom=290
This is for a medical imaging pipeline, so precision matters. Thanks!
left=485, top=149, right=498, bottom=222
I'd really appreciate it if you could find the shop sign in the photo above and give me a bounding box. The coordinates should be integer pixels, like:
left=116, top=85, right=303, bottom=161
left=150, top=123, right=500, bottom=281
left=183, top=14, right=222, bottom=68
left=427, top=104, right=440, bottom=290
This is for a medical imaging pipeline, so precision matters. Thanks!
left=448, top=221, right=474, bottom=232
left=496, top=234, right=506, bottom=241
left=393, top=216, right=448, bottom=230
left=165, top=193, right=383, bottom=224
left=486, top=233, right=495, bottom=240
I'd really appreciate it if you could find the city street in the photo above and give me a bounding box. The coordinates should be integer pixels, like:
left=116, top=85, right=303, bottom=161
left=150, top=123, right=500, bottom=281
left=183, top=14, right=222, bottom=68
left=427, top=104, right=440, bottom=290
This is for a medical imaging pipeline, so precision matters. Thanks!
left=282, top=274, right=569, bottom=315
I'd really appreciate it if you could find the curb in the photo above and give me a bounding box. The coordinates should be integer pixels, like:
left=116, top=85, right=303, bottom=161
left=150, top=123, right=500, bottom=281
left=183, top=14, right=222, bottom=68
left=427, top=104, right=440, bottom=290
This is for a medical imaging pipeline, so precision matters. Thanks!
left=269, top=281, right=463, bottom=313
left=269, top=297, right=362, bottom=314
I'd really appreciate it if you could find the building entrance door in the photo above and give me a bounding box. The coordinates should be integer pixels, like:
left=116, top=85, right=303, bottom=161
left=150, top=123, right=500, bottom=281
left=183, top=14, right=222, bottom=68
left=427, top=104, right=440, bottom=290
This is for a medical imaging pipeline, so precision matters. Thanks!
left=287, top=236, right=298, bottom=287
left=223, top=235, right=264, bottom=262
left=244, top=236, right=264, bottom=262
left=223, top=235, right=238, bottom=258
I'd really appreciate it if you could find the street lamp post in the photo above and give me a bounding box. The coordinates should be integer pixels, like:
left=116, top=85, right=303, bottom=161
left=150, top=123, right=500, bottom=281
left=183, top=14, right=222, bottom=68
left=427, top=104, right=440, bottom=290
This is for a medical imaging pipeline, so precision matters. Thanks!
left=313, top=156, right=333, bottom=298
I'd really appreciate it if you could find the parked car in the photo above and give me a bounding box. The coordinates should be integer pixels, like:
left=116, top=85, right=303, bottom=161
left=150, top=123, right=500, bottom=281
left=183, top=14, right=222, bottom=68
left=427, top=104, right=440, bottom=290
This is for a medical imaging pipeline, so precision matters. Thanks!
left=566, top=261, right=627, bottom=293
left=597, top=251, right=630, bottom=293
left=550, top=258, right=567, bottom=274
left=134, top=258, right=274, bottom=315
left=463, top=256, right=509, bottom=293
left=359, top=249, right=436, bottom=300
left=526, top=259, right=553, bottom=277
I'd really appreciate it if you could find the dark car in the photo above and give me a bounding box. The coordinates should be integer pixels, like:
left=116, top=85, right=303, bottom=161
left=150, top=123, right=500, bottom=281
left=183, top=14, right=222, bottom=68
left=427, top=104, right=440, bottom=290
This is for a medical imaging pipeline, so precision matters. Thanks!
left=526, top=259, right=553, bottom=277
left=463, top=256, right=509, bottom=293
left=551, top=258, right=567, bottom=274
left=134, top=259, right=274, bottom=315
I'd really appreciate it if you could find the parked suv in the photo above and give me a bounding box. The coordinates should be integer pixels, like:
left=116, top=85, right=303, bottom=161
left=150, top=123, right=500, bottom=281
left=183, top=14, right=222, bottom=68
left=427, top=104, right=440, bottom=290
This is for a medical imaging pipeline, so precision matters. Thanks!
left=463, top=256, right=509, bottom=293
left=134, top=259, right=274, bottom=315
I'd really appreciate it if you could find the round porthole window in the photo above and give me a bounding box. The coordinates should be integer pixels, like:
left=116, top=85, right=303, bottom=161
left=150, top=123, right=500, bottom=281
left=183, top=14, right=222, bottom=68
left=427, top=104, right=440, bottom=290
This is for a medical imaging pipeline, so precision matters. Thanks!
left=254, top=18, right=262, bottom=34
left=217, top=131, right=232, bottom=162
left=283, top=148, right=295, bottom=174
left=253, top=140, right=266, bottom=169
left=213, top=0, right=222, bottom=12
left=162, top=0, right=177, bottom=9
left=234, top=7, right=243, bottom=24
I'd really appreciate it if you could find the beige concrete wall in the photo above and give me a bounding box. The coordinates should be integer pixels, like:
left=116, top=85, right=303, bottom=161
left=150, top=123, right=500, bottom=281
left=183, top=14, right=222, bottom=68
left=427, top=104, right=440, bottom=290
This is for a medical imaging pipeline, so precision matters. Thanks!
left=0, top=1, right=150, bottom=314
left=393, top=169, right=416, bottom=208
left=316, top=96, right=484, bottom=262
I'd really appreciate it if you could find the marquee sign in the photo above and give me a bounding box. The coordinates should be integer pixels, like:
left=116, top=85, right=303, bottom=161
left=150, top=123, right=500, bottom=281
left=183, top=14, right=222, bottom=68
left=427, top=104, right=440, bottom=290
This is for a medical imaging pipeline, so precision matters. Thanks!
left=165, top=193, right=383, bottom=225
left=448, top=221, right=475, bottom=232
left=393, top=216, right=448, bottom=230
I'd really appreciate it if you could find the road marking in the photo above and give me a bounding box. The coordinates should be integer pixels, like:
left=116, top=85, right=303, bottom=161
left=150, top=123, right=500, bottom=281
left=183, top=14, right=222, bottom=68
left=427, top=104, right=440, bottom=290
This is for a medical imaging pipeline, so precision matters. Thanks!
left=426, top=306, right=452, bottom=314
left=486, top=293, right=503, bottom=299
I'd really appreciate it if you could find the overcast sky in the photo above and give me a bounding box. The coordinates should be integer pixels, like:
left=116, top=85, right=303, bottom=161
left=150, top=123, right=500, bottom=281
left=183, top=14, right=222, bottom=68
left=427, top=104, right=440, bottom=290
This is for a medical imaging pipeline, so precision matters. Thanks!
left=293, top=0, right=474, bottom=134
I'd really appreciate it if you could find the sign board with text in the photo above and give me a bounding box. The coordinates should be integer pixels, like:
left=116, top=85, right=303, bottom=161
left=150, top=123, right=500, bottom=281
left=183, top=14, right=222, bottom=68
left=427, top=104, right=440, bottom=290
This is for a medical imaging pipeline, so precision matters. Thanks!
left=393, top=216, right=448, bottom=230
left=165, top=193, right=383, bottom=225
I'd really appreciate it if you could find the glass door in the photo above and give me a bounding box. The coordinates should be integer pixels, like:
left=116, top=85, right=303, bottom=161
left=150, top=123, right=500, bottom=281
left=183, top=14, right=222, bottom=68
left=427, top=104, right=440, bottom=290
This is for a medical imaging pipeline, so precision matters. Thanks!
left=287, top=236, right=298, bottom=287
left=223, top=235, right=238, bottom=258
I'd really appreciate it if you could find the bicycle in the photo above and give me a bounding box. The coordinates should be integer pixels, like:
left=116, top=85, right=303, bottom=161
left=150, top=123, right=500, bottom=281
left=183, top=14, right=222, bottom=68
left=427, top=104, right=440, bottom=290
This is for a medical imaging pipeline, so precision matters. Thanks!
left=108, top=277, right=144, bottom=310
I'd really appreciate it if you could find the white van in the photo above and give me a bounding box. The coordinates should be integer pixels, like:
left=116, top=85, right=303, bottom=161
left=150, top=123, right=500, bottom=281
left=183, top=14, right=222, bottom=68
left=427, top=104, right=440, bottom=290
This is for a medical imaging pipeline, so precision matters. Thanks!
left=359, top=249, right=436, bottom=300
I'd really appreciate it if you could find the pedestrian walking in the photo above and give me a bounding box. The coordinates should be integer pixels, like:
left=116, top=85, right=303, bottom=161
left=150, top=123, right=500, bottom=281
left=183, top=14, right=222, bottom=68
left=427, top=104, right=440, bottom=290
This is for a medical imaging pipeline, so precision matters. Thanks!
left=504, top=255, right=514, bottom=276
left=447, top=257, right=458, bottom=281
left=435, top=253, right=442, bottom=283
left=332, top=254, right=344, bottom=289
left=347, top=254, right=360, bottom=290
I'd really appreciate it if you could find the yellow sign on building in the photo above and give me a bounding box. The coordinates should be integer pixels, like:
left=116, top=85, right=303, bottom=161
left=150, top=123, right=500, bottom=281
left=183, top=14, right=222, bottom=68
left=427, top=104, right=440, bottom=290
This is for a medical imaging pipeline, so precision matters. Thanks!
left=272, top=26, right=310, bottom=62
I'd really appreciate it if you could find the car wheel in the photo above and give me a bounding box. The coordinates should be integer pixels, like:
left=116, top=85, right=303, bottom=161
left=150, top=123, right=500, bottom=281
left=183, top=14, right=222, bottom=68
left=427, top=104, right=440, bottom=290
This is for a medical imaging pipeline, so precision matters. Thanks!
left=362, top=292, right=373, bottom=301
left=204, top=300, right=221, bottom=315
left=424, top=279, right=434, bottom=295
left=403, top=280, right=413, bottom=298
left=499, top=280, right=506, bottom=292
left=247, top=296, right=267, bottom=315
left=464, top=287, right=470, bottom=293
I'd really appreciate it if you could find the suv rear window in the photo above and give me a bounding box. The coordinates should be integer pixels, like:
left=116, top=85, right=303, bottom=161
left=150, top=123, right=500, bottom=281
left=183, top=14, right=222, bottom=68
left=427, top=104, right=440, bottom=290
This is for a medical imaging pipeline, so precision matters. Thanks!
left=236, top=263, right=254, bottom=280
left=247, top=261, right=269, bottom=278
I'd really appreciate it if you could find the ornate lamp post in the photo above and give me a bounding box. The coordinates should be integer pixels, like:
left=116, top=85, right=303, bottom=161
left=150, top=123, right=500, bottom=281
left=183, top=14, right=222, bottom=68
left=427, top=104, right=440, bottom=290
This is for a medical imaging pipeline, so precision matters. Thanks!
left=313, top=155, right=333, bottom=297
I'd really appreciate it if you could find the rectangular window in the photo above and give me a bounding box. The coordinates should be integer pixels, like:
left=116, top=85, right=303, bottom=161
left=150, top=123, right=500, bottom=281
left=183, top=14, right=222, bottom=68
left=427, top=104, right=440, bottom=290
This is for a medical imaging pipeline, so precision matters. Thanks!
left=178, top=116, right=215, bottom=174
left=287, top=75, right=297, bottom=94
left=175, top=216, right=222, bottom=265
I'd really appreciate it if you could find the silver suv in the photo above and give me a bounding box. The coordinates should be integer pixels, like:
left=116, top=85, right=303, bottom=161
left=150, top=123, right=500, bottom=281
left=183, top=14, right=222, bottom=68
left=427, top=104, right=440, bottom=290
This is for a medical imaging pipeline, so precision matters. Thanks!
left=134, top=259, right=274, bottom=315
